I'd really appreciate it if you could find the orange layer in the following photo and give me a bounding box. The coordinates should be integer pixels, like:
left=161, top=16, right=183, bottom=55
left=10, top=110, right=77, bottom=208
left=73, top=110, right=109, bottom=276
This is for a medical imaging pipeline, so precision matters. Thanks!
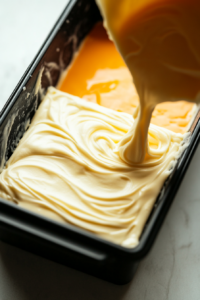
left=59, top=22, right=195, bottom=134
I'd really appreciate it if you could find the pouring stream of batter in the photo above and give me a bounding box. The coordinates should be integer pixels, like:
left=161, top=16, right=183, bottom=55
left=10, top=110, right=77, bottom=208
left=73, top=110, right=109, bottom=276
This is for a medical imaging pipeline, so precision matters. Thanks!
left=96, top=0, right=200, bottom=163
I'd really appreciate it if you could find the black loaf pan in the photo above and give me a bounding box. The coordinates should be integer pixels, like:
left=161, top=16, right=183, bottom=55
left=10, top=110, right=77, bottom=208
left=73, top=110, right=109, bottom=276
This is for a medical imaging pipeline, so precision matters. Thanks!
left=0, top=0, right=200, bottom=285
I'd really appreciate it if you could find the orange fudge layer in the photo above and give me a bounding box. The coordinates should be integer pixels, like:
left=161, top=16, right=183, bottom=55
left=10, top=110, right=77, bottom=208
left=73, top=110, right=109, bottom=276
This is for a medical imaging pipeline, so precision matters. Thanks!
left=59, top=22, right=195, bottom=134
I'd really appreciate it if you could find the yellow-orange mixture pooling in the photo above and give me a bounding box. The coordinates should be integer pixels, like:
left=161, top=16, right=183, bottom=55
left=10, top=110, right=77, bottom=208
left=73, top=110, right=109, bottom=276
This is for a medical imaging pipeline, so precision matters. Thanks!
left=59, top=22, right=195, bottom=134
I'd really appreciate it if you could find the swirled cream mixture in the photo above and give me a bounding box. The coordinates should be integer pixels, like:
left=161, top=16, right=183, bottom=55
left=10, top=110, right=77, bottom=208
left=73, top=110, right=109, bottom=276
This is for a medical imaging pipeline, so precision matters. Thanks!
left=1, top=0, right=199, bottom=247
left=0, top=87, right=189, bottom=247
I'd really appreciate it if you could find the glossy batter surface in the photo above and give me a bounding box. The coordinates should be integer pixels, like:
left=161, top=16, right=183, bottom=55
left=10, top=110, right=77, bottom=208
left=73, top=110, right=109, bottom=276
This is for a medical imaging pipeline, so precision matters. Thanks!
left=0, top=87, right=189, bottom=247
left=59, top=23, right=195, bottom=134
left=0, top=8, right=197, bottom=248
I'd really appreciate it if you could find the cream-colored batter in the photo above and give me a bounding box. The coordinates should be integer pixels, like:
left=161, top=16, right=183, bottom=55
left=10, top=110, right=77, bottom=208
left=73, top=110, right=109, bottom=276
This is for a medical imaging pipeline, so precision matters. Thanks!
left=0, top=87, right=189, bottom=247
left=1, top=0, right=199, bottom=248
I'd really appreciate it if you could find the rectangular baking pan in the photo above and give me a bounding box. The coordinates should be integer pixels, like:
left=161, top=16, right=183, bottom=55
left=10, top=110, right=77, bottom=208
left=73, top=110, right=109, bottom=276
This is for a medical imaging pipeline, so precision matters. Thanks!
left=0, top=0, right=200, bottom=285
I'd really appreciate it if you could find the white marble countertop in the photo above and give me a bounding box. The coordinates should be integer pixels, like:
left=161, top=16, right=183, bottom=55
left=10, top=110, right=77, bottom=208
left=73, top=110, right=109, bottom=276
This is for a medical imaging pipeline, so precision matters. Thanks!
left=0, top=1, right=200, bottom=299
